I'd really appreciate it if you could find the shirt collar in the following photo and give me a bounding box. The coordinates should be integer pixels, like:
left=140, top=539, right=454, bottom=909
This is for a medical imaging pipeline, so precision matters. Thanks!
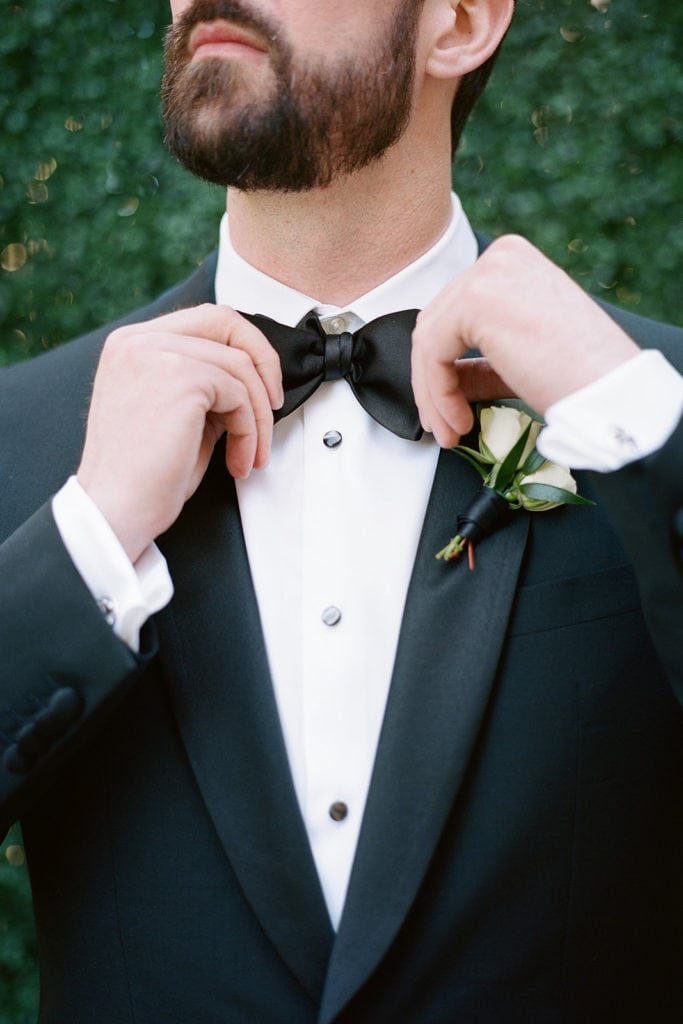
left=214, top=193, right=479, bottom=328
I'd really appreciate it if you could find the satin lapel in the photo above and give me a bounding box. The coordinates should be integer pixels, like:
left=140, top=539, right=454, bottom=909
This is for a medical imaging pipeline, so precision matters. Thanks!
left=154, top=445, right=333, bottom=1002
left=319, top=447, right=530, bottom=1024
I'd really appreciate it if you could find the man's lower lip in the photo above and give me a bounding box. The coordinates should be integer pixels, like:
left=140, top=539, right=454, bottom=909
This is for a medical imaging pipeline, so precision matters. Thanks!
left=192, top=40, right=265, bottom=59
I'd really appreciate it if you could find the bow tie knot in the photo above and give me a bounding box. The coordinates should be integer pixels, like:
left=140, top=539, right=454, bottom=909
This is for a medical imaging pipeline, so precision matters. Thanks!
left=297, top=312, right=358, bottom=384
left=244, top=309, right=423, bottom=441
left=323, top=330, right=354, bottom=382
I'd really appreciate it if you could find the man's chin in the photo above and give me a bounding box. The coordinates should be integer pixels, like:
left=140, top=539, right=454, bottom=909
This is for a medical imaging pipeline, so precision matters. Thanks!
left=192, top=103, right=236, bottom=138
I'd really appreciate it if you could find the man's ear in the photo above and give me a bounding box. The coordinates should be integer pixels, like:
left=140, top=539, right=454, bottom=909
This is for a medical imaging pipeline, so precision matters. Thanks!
left=425, top=0, right=514, bottom=81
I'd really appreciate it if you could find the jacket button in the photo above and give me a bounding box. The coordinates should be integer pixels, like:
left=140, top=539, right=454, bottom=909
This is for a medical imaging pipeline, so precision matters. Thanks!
left=15, top=722, right=41, bottom=758
left=43, top=687, right=84, bottom=736
left=2, top=687, right=84, bottom=776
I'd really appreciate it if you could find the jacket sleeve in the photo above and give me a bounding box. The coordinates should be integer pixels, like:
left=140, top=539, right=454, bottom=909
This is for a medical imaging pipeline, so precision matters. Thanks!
left=590, top=413, right=683, bottom=703
left=0, top=501, right=157, bottom=835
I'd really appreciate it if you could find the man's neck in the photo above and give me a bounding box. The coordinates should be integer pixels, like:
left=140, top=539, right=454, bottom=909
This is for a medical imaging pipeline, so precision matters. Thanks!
left=226, top=136, right=454, bottom=306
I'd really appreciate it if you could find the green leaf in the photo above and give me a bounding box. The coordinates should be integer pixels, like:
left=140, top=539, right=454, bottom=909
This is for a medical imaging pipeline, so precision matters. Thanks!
left=478, top=438, right=498, bottom=464
left=518, top=483, right=596, bottom=506
left=492, top=421, right=532, bottom=491
left=518, top=446, right=546, bottom=477
left=453, top=447, right=491, bottom=481
left=453, top=444, right=494, bottom=466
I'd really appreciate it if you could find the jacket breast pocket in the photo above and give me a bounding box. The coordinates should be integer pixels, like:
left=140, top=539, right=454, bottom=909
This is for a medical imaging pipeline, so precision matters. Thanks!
left=506, top=562, right=641, bottom=637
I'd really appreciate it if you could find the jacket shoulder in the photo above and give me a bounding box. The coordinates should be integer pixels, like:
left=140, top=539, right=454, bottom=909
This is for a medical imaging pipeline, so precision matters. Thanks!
left=596, top=298, right=683, bottom=371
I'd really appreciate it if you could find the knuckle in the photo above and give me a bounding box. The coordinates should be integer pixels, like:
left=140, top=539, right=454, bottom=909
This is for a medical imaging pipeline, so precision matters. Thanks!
left=101, top=328, right=137, bottom=368
left=218, top=304, right=247, bottom=333
left=495, top=232, right=526, bottom=250
left=230, top=377, right=250, bottom=407
left=229, top=347, right=252, bottom=371
left=488, top=234, right=532, bottom=264
left=106, top=323, right=135, bottom=347
left=255, top=413, right=274, bottom=433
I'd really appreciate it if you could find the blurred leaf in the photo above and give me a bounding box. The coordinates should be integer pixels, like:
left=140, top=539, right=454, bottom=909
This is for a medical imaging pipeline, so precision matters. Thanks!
left=0, top=827, right=37, bottom=1022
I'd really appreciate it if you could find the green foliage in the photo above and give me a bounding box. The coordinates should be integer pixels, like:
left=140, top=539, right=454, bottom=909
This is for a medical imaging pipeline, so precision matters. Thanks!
left=0, top=0, right=224, bottom=366
left=0, top=828, right=38, bottom=1023
left=456, top=0, right=683, bottom=324
left=0, top=0, right=681, bottom=1009
left=1, top=0, right=682, bottom=368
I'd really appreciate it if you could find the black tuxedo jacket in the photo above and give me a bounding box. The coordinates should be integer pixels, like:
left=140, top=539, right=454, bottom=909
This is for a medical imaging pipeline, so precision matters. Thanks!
left=1, top=252, right=683, bottom=1023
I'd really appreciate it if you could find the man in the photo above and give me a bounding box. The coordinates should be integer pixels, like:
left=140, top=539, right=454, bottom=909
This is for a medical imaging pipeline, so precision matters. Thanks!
left=1, top=0, right=682, bottom=1020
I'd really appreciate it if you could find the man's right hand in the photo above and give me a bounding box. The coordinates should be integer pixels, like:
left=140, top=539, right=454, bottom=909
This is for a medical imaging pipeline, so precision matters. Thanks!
left=76, top=304, right=283, bottom=564
left=411, top=235, right=640, bottom=449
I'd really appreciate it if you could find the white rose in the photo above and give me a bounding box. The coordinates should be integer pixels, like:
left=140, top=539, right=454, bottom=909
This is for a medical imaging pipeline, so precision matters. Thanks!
left=479, top=405, right=542, bottom=466
left=518, top=461, right=577, bottom=511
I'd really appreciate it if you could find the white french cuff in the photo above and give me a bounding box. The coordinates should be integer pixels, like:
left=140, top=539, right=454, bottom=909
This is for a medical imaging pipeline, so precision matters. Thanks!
left=52, top=476, right=174, bottom=652
left=538, top=349, right=683, bottom=472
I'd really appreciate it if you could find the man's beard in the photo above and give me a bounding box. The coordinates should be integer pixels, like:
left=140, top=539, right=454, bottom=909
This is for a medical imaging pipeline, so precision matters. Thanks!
left=161, top=0, right=422, bottom=192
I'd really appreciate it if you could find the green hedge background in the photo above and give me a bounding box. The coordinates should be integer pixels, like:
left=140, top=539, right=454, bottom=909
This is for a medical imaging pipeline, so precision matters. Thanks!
left=1, top=0, right=682, bottom=1017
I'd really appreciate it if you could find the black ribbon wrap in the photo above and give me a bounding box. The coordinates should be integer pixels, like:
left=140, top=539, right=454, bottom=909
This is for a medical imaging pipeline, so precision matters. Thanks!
left=455, top=486, right=511, bottom=546
left=437, top=484, right=513, bottom=564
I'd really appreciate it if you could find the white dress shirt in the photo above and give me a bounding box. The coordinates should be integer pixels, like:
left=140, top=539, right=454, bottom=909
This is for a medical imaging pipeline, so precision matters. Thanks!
left=215, top=196, right=476, bottom=926
left=51, top=195, right=683, bottom=928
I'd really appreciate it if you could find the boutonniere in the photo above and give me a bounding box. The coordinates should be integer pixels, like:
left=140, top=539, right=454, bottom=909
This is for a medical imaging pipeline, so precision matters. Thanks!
left=436, top=402, right=594, bottom=569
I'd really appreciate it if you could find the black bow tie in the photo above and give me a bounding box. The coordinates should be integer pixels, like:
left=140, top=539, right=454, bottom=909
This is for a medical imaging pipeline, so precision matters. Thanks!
left=242, top=309, right=423, bottom=441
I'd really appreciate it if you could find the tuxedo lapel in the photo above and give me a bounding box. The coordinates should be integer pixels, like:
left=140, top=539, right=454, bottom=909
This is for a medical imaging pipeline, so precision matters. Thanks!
left=319, top=446, right=531, bottom=1023
left=154, top=445, right=334, bottom=1003
left=139, top=243, right=531, bottom=1014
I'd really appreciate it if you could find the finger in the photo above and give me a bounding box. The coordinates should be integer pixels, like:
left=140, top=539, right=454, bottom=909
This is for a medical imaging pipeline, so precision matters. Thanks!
left=185, top=343, right=274, bottom=476
left=193, top=366, right=261, bottom=480
left=410, top=339, right=433, bottom=434
left=413, top=344, right=473, bottom=447
left=424, top=361, right=475, bottom=447
left=209, top=342, right=275, bottom=470
left=416, top=358, right=517, bottom=447
left=412, top=317, right=474, bottom=446
left=131, top=335, right=274, bottom=478
left=216, top=307, right=284, bottom=412
left=113, top=304, right=284, bottom=410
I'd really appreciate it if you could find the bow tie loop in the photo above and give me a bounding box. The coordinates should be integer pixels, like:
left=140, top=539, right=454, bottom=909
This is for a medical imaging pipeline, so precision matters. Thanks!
left=244, top=309, right=423, bottom=441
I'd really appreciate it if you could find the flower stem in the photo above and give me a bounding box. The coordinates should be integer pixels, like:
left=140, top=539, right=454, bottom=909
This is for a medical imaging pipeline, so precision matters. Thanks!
left=435, top=535, right=467, bottom=561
